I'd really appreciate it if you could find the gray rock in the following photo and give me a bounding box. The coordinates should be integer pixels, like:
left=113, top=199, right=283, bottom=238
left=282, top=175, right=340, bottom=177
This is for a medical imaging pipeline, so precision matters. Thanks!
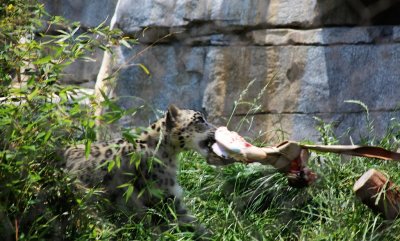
left=201, top=44, right=400, bottom=115
left=100, top=41, right=400, bottom=142
left=60, top=49, right=104, bottom=87
left=113, top=46, right=207, bottom=111
left=39, top=0, right=119, bottom=86
left=41, top=0, right=118, bottom=28
left=251, top=26, right=399, bottom=46
left=113, top=0, right=357, bottom=35
left=40, top=0, right=400, bottom=143
left=228, top=111, right=400, bottom=144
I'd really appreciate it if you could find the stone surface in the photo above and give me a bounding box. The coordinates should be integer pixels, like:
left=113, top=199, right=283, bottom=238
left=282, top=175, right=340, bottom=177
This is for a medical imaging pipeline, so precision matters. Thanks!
left=229, top=111, right=400, bottom=144
left=41, top=0, right=118, bottom=28
left=60, top=49, right=104, bottom=87
left=41, top=0, right=400, bottom=143
left=113, top=0, right=358, bottom=35
left=251, top=26, right=399, bottom=46
left=98, top=42, right=400, bottom=142
left=203, top=44, right=400, bottom=115
left=40, top=0, right=118, bottom=87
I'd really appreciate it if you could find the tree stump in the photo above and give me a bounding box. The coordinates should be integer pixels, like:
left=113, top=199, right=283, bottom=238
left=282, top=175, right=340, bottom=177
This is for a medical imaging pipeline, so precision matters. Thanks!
left=353, top=169, right=400, bottom=220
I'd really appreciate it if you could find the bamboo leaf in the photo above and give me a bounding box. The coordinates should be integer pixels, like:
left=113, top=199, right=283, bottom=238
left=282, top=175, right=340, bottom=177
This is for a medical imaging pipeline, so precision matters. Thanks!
left=119, top=39, right=132, bottom=49
left=85, top=140, right=92, bottom=159
left=124, top=185, right=134, bottom=202
left=108, top=160, right=115, bottom=172
left=33, top=56, right=52, bottom=64
left=138, top=63, right=150, bottom=75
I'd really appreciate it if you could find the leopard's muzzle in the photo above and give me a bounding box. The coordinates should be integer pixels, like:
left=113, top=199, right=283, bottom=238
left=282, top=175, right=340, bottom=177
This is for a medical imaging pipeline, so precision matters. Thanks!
left=200, top=129, right=236, bottom=166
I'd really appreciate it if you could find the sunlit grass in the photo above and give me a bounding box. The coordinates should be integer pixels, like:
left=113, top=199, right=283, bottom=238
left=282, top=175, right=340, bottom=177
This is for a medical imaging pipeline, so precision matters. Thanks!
left=174, top=112, right=400, bottom=241
left=178, top=147, right=400, bottom=240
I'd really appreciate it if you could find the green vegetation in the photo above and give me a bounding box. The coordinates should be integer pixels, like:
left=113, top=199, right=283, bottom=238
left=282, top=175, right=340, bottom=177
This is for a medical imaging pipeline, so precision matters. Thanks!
left=179, top=118, right=400, bottom=240
left=0, top=1, right=136, bottom=240
left=1, top=1, right=400, bottom=240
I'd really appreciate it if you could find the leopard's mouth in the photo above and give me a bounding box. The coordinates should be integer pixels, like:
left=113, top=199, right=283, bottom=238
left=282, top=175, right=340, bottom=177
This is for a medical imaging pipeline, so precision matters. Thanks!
left=203, top=130, right=236, bottom=165
left=199, top=131, right=216, bottom=153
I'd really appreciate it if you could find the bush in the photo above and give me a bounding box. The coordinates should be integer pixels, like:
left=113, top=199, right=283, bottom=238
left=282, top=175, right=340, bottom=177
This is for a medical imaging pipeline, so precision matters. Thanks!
left=0, top=1, right=133, bottom=239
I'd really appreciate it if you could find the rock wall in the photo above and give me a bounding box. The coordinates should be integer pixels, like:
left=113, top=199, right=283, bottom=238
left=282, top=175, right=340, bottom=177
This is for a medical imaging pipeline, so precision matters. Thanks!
left=41, top=0, right=118, bottom=88
left=43, top=0, right=400, bottom=143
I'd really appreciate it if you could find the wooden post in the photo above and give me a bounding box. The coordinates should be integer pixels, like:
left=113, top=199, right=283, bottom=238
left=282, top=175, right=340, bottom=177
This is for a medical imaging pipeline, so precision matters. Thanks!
left=353, top=169, right=400, bottom=220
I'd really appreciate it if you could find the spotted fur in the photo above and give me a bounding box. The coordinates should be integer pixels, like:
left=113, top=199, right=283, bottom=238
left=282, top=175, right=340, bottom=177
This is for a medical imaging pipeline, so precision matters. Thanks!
left=62, top=105, right=223, bottom=233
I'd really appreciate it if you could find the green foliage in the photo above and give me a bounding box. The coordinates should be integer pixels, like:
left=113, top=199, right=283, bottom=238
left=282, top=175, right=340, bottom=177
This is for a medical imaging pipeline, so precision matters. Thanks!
left=0, top=1, right=137, bottom=239
left=313, top=116, right=340, bottom=145
left=179, top=117, right=400, bottom=241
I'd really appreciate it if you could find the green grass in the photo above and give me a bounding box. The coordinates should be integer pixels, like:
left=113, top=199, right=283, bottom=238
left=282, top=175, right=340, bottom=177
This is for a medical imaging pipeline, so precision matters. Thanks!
left=5, top=123, right=399, bottom=241
left=178, top=149, right=400, bottom=240
left=168, top=102, right=400, bottom=240
left=88, top=125, right=400, bottom=241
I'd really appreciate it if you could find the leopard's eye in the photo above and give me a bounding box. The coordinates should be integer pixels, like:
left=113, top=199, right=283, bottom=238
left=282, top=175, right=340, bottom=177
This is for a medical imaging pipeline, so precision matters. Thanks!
left=195, top=123, right=207, bottom=132
left=196, top=114, right=206, bottom=123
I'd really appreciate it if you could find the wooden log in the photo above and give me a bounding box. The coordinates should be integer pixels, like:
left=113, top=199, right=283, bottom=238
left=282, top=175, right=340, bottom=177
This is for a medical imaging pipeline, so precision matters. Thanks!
left=353, top=169, right=400, bottom=220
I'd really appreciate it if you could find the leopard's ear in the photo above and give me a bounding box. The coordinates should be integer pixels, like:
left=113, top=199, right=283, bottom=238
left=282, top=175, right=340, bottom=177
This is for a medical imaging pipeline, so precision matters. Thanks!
left=166, top=104, right=180, bottom=130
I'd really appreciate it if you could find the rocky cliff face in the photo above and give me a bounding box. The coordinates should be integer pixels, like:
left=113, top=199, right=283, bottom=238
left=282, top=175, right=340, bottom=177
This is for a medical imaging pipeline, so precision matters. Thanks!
left=42, top=0, right=400, bottom=143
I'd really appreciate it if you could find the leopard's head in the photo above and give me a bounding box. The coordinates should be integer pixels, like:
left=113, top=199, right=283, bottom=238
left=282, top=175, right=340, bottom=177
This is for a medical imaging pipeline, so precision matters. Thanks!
left=165, top=105, right=234, bottom=165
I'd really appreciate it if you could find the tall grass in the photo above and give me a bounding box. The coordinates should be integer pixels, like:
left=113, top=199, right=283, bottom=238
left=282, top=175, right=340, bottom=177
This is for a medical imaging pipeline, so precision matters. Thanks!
left=178, top=116, right=400, bottom=240
left=177, top=95, right=400, bottom=240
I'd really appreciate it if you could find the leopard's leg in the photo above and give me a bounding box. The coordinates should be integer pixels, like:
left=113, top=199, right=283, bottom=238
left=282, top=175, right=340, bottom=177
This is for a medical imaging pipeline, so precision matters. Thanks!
left=165, top=182, right=210, bottom=238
